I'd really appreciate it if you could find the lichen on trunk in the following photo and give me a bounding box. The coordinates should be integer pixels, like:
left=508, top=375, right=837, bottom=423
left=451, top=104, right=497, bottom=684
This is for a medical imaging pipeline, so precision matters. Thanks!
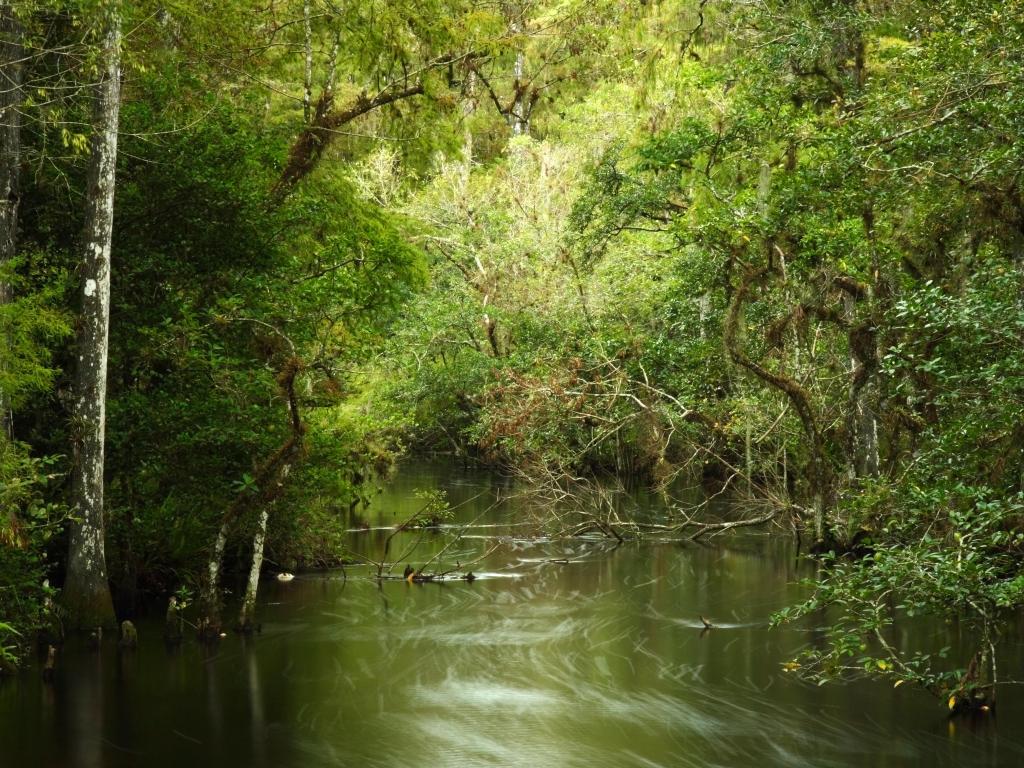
left=198, top=519, right=229, bottom=640
left=64, top=1, right=121, bottom=630
left=238, top=505, right=271, bottom=633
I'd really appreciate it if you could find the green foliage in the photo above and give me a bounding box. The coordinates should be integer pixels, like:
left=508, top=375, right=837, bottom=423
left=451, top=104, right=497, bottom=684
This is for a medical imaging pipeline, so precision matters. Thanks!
left=8, top=0, right=446, bottom=600
left=3, top=0, right=1023, bottom=709
left=409, top=489, right=453, bottom=528
left=0, top=622, right=20, bottom=673
left=366, top=0, right=1024, bottom=706
left=775, top=487, right=1024, bottom=700
left=0, top=258, right=70, bottom=410
left=0, top=445, right=66, bottom=665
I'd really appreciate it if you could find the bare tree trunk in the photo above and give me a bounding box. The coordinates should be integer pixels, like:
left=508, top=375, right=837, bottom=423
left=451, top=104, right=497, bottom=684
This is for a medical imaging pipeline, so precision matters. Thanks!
left=461, top=70, right=476, bottom=186
left=842, top=285, right=879, bottom=480
left=324, top=31, right=340, bottom=97
left=238, top=505, right=270, bottom=632
left=507, top=4, right=529, bottom=136
left=65, top=3, right=121, bottom=629
left=0, top=1, right=22, bottom=439
left=302, top=0, right=313, bottom=124
left=860, top=393, right=878, bottom=475
left=861, top=205, right=881, bottom=478
left=198, top=519, right=229, bottom=639
left=843, top=293, right=858, bottom=481
left=697, top=292, right=710, bottom=339
left=745, top=417, right=753, bottom=493
left=511, top=47, right=527, bottom=136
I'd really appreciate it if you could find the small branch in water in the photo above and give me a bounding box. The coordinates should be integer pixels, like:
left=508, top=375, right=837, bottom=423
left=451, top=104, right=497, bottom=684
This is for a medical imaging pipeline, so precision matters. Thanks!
left=411, top=507, right=498, bottom=578
left=428, top=543, right=501, bottom=581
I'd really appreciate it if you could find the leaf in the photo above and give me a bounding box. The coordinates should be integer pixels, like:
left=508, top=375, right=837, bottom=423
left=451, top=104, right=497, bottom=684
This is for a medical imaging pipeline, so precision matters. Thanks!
left=894, top=680, right=904, bottom=688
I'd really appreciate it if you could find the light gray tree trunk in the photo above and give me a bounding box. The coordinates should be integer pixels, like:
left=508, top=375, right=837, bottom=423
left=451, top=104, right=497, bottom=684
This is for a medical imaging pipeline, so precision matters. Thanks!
left=0, top=1, right=22, bottom=439
left=844, top=293, right=859, bottom=482
left=302, top=0, right=313, bottom=123
left=844, top=295, right=880, bottom=480
left=198, top=519, right=229, bottom=639
left=507, top=4, right=529, bottom=136
left=511, top=47, right=527, bottom=136
left=65, top=3, right=121, bottom=629
left=200, top=356, right=302, bottom=640
left=860, top=395, right=878, bottom=476
left=238, top=506, right=270, bottom=632
left=461, top=70, right=476, bottom=185
left=325, top=31, right=340, bottom=97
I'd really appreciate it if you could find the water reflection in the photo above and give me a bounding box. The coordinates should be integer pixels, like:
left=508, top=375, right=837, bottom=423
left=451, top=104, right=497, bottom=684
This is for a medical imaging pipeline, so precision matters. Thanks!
left=0, top=460, right=1021, bottom=767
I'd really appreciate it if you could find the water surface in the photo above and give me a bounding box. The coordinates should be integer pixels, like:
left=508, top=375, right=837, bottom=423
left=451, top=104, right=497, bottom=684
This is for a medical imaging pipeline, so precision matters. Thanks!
left=2, top=461, right=1021, bottom=767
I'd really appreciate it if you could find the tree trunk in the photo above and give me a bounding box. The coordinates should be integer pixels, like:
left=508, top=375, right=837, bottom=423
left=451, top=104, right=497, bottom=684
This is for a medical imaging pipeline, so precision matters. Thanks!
left=507, top=4, right=529, bottom=136
left=238, top=505, right=271, bottom=632
left=324, top=32, right=340, bottom=97
left=0, top=1, right=22, bottom=439
left=198, top=519, right=229, bottom=639
left=843, top=292, right=879, bottom=480
left=302, top=0, right=312, bottom=124
left=461, top=70, right=476, bottom=186
left=64, top=2, right=121, bottom=630
left=843, top=293, right=858, bottom=481
left=510, top=47, right=528, bottom=136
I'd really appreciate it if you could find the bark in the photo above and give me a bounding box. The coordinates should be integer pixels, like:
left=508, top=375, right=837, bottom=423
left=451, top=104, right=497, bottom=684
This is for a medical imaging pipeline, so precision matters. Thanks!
left=461, top=69, right=476, bottom=185
left=302, top=0, right=312, bottom=124
left=198, top=519, right=228, bottom=640
left=745, top=418, right=753, bottom=493
left=837, top=276, right=879, bottom=480
left=507, top=6, right=530, bottom=137
left=697, top=292, right=710, bottom=339
left=510, top=48, right=528, bottom=136
left=238, top=505, right=270, bottom=632
left=0, top=1, right=22, bottom=439
left=324, top=32, right=340, bottom=97
left=65, top=2, right=121, bottom=630
left=483, top=314, right=501, bottom=357
left=846, top=318, right=879, bottom=478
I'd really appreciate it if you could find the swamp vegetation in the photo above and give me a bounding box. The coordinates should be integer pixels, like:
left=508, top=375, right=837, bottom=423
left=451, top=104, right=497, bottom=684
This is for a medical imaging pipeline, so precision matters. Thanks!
left=0, top=0, right=1023, bottom=762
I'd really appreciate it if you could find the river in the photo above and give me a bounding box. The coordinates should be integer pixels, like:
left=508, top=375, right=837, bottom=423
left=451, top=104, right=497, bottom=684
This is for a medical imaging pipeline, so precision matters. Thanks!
left=1, top=460, right=1021, bottom=767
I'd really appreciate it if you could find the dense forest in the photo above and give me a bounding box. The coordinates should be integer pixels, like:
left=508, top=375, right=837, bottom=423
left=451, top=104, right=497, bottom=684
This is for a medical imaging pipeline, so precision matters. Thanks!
left=1, top=0, right=1022, bottom=718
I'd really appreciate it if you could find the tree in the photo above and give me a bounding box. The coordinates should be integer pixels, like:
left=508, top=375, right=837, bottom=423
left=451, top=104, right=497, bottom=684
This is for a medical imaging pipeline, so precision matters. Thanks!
left=64, top=0, right=121, bottom=629
left=0, top=1, right=22, bottom=438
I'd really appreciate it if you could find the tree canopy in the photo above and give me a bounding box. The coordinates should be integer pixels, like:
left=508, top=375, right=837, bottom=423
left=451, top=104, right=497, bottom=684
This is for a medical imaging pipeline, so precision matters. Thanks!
left=0, top=0, right=1021, bottom=711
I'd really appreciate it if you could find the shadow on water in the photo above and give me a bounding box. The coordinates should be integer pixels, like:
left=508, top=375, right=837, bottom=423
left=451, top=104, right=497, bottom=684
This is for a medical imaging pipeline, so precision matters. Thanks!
left=1, top=459, right=1022, bottom=767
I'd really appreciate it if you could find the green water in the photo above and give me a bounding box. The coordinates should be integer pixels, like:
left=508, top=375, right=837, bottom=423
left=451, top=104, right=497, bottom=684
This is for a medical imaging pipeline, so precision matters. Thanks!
left=1, top=461, right=1020, bottom=767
